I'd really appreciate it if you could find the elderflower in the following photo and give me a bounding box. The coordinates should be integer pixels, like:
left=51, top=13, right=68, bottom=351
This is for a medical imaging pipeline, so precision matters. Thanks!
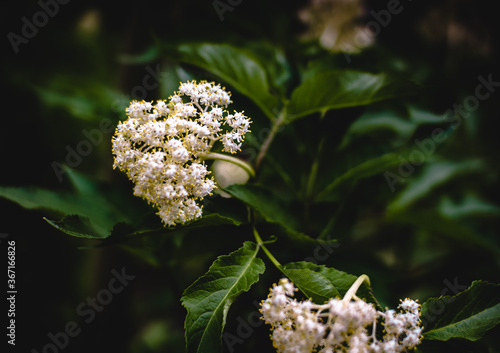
left=298, top=0, right=375, bottom=53
left=112, top=80, right=251, bottom=226
left=260, top=279, right=422, bottom=353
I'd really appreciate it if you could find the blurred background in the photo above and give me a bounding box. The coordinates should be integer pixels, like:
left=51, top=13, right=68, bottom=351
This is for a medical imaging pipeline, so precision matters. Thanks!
left=1, top=0, right=500, bottom=352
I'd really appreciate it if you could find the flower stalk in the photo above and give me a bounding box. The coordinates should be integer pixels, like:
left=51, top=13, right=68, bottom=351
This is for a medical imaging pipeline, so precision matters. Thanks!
left=202, top=152, right=255, bottom=178
left=343, top=274, right=370, bottom=302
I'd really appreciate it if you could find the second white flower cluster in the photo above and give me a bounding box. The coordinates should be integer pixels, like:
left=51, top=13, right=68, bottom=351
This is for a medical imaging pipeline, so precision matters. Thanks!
left=260, top=279, right=422, bottom=353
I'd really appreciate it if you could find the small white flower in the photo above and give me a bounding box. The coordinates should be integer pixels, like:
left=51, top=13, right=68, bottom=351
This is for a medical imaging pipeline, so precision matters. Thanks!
left=211, top=107, right=224, bottom=117
left=382, top=339, right=398, bottom=352
left=221, top=133, right=242, bottom=153
left=170, top=94, right=182, bottom=104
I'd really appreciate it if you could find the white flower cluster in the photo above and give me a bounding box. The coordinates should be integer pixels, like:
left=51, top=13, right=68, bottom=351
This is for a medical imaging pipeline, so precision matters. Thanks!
left=112, top=81, right=251, bottom=226
left=260, top=279, right=422, bottom=353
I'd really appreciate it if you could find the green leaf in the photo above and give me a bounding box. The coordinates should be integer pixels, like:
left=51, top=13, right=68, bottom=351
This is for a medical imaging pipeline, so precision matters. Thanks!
left=177, top=43, right=279, bottom=119
left=119, top=212, right=245, bottom=239
left=282, top=265, right=340, bottom=303
left=387, top=209, right=500, bottom=258
left=181, top=241, right=265, bottom=353
left=283, top=262, right=380, bottom=308
left=0, top=164, right=247, bottom=242
left=44, top=214, right=105, bottom=239
left=33, top=76, right=122, bottom=122
left=225, top=183, right=300, bottom=231
left=0, top=167, right=138, bottom=236
left=387, top=159, right=485, bottom=214
left=422, top=281, right=500, bottom=341
left=183, top=212, right=245, bottom=228
left=76, top=210, right=247, bottom=247
left=158, top=61, right=194, bottom=99
left=287, top=71, right=418, bottom=121
left=315, top=152, right=405, bottom=202
left=117, top=45, right=160, bottom=64
left=339, top=105, right=445, bottom=149
left=0, top=185, right=111, bottom=235
left=0, top=185, right=80, bottom=214
left=438, top=194, right=500, bottom=220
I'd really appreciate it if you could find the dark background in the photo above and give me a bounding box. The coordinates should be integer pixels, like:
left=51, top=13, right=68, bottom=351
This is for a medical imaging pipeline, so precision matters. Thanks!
left=2, top=0, right=500, bottom=352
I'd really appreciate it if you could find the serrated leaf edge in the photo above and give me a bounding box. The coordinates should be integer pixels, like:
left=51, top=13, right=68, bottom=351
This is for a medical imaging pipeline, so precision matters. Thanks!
left=181, top=241, right=264, bottom=353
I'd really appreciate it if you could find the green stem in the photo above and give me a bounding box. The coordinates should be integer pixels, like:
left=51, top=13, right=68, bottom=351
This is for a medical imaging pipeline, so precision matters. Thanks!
left=304, top=111, right=327, bottom=230
left=305, top=111, right=327, bottom=197
left=255, top=107, right=286, bottom=172
left=305, top=138, right=325, bottom=200
left=202, top=152, right=255, bottom=178
left=318, top=196, right=348, bottom=240
left=253, top=227, right=282, bottom=271
left=343, top=274, right=371, bottom=302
